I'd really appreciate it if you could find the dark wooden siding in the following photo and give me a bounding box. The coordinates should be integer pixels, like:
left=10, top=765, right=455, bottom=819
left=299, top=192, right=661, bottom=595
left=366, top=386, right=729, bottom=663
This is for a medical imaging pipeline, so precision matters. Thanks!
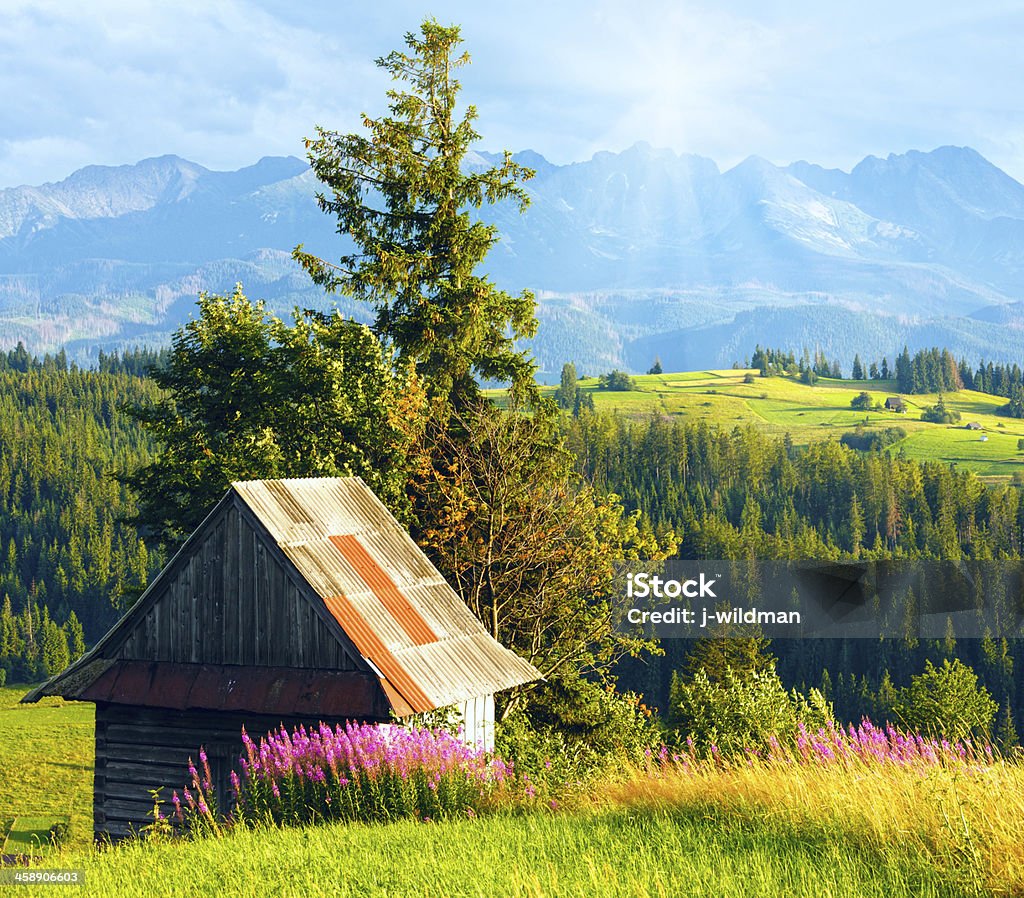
left=117, top=501, right=358, bottom=669
left=94, top=702, right=387, bottom=841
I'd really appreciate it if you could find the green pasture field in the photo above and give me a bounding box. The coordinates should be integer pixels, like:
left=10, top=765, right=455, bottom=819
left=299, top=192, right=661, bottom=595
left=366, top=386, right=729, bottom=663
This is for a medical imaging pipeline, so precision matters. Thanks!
left=27, top=805, right=968, bottom=898
left=0, top=685, right=93, bottom=853
left=543, top=370, right=1024, bottom=479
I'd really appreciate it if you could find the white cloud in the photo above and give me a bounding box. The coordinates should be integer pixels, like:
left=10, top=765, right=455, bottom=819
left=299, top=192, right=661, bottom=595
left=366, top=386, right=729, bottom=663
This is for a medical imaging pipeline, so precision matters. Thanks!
left=1, top=0, right=1023, bottom=184
left=0, top=0, right=383, bottom=184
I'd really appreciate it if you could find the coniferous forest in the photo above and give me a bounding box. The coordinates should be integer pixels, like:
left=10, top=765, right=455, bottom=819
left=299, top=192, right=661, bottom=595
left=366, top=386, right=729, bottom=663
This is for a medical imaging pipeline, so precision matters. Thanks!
left=753, top=342, right=1024, bottom=405
left=0, top=346, right=165, bottom=682
left=563, top=411, right=1024, bottom=743
left=3, top=335, right=1024, bottom=742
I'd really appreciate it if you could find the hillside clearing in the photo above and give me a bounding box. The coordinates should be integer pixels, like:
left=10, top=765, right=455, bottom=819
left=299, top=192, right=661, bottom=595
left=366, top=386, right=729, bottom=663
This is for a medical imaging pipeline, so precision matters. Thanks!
left=532, top=370, right=1024, bottom=479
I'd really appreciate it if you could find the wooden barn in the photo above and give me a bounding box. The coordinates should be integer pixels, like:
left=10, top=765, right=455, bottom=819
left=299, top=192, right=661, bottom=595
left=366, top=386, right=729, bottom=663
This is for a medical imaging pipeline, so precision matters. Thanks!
left=23, top=477, right=540, bottom=841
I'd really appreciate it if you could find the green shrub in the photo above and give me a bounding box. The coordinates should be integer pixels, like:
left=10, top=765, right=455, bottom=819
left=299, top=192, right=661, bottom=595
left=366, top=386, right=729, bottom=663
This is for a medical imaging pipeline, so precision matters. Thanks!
left=598, top=370, right=636, bottom=391
left=893, top=658, right=997, bottom=742
left=840, top=426, right=906, bottom=452
left=920, top=395, right=960, bottom=424
left=48, top=820, right=69, bottom=847
left=668, top=666, right=833, bottom=757
left=850, top=391, right=874, bottom=411
left=497, top=678, right=662, bottom=781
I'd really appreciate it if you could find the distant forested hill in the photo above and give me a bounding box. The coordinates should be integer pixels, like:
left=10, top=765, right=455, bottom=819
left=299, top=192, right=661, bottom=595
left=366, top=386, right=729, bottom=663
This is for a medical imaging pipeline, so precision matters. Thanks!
left=0, top=348, right=164, bottom=681
left=564, top=410, right=1024, bottom=740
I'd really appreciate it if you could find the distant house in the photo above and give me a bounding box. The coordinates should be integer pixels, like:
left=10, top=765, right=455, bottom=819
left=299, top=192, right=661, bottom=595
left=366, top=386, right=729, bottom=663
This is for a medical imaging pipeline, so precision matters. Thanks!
left=885, top=397, right=906, bottom=412
left=23, top=477, right=540, bottom=841
left=966, top=422, right=982, bottom=430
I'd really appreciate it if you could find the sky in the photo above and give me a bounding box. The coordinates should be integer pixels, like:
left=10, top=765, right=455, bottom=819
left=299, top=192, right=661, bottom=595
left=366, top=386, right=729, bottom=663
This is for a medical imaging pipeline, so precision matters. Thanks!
left=2, top=0, right=1022, bottom=188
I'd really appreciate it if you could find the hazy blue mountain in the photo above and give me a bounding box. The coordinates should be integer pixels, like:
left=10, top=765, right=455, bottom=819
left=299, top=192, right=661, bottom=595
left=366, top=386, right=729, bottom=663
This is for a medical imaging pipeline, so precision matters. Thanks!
left=2, top=144, right=1024, bottom=379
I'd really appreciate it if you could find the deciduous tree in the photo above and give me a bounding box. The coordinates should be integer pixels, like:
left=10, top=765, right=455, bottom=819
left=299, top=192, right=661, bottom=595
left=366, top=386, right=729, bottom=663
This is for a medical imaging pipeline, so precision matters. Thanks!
left=413, top=398, right=674, bottom=716
left=127, top=287, right=425, bottom=545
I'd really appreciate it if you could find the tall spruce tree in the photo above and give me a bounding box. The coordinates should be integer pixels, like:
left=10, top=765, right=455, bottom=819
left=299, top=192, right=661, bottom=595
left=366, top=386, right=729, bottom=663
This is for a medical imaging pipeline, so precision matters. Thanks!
left=294, top=20, right=538, bottom=409
left=287, top=21, right=677, bottom=722
left=554, top=362, right=579, bottom=410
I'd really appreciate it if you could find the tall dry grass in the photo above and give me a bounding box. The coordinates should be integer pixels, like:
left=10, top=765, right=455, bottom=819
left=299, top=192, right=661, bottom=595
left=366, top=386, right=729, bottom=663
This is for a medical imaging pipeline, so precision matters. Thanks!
left=605, top=733, right=1024, bottom=896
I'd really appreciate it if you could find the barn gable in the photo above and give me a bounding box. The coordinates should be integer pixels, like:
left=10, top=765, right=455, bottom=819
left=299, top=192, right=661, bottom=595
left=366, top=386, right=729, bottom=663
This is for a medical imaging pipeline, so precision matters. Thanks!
left=23, top=490, right=373, bottom=711
left=230, top=478, right=539, bottom=712
left=111, top=494, right=365, bottom=670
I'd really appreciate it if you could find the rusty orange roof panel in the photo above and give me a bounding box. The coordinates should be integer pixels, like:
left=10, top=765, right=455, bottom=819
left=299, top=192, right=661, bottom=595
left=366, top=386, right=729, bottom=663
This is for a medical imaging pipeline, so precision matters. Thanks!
left=328, top=534, right=438, bottom=647
left=322, top=592, right=435, bottom=713
left=228, top=478, right=541, bottom=715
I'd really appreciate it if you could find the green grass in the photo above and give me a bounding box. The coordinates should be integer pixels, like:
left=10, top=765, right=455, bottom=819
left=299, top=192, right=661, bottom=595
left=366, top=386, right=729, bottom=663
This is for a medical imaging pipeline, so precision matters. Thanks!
left=28, top=807, right=970, bottom=898
left=2, top=684, right=1017, bottom=896
left=0, top=685, right=93, bottom=853
left=2, top=816, right=68, bottom=855
left=540, top=370, right=1024, bottom=479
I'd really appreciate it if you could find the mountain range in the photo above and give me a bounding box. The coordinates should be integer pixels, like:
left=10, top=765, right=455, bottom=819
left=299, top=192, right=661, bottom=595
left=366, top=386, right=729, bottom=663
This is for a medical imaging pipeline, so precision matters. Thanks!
left=3, top=144, right=1024, bottom=378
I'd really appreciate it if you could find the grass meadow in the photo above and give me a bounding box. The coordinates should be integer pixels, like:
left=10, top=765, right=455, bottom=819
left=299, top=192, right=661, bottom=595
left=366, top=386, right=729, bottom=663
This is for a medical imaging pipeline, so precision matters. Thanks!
left=0, top=685, right=92, bottom=854
left=538, top=369, right=1024, bottom=479
left=2, top=685, right=1024, bottom=896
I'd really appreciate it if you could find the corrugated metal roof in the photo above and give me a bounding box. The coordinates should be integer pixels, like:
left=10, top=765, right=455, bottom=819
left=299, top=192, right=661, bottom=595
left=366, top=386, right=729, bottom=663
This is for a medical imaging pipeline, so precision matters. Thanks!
left=232, top=478, right=540, bottom=713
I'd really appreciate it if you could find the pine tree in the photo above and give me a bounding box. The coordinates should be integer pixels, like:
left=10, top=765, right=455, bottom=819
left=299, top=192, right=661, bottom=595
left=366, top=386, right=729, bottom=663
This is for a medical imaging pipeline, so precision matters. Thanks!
left=683, top=635, right=776, bottom=685
left=996, top=699, right=1019, bottom=752
left=294, top=20, right=537, bottom=408
left=0, top=595, right=15, bottom=665
left=65, top=610, right=86, bottom=661
left=40, top=618, right=69, bottom=677
left=847, top=494, right=865, bottom=557
left=875, top=670, right=898, bottom=723
left=554, top=363, right=578, bottom=409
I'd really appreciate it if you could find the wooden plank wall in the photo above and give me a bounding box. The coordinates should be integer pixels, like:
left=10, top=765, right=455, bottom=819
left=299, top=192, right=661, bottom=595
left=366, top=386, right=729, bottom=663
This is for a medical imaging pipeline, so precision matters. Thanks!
left=117, top=502, right=357, bottom=669
left=94, top=703, right=379, bottom=841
